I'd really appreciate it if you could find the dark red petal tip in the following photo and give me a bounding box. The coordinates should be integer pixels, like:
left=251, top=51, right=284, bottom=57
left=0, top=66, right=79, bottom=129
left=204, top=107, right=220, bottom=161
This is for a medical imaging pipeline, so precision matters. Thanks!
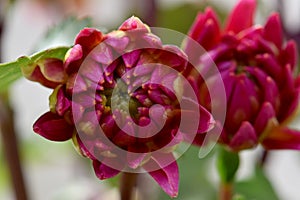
left=33, top=112, right=73, bottom=141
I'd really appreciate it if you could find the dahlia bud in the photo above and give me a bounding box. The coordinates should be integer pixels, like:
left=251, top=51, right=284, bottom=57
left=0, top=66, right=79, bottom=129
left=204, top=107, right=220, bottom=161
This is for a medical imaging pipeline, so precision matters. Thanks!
left=28, top=16, right=214, bottom=197
left=184, top=0, right=300, bottom=151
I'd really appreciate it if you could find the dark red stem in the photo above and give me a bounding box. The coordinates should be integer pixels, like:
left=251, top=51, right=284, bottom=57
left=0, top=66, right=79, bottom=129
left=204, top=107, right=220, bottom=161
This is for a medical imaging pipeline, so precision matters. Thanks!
left=0, top=97, right=29, bottom=200
left=120, top=172, right=138, bottom=200
left=219, top=182, right=233, bottom=200
left=258, top=149, right=269, bottom=168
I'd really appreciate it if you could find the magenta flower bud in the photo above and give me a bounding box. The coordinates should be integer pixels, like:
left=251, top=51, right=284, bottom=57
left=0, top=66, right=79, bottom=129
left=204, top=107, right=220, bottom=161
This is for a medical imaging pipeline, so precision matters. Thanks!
left=184, top=0, right=300, bottom=151
left=28, top=16, right=214, bottom=197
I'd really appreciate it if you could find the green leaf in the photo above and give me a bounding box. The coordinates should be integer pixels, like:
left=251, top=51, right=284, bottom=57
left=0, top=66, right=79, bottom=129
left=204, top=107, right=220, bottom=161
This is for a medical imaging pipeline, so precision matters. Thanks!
left=234, top=167, right=279, bottom=200
left=30, top=46, right=69, bottom=62
left=216, top=146, right=240, bottom=183
left=0, top=46, right=69, bottom=93
left=0, top=59, right=28, bottom=92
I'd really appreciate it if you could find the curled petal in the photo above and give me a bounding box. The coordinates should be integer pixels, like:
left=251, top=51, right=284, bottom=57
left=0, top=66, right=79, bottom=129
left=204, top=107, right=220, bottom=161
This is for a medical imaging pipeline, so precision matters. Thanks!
left=93, top=160, right=121, bottom=180
left=225, top=0, right=256, bottom=34
left=143, top=153, right=179, bottom=197
left=24, top=64, right=62, bottom=89
left=39, top=58, right=66, bottom=83
left=33, top=112, right=73, bottom=141
left=180, top=96, right=215, bottom=135
left=75, top=28, right=103, bottom=53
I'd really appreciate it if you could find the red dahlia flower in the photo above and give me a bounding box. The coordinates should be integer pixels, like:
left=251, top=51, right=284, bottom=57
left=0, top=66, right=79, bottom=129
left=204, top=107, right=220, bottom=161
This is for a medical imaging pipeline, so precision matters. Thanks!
left=184, top=0, right=300, bottom=151
left=23, top=17, right=214, bottom=197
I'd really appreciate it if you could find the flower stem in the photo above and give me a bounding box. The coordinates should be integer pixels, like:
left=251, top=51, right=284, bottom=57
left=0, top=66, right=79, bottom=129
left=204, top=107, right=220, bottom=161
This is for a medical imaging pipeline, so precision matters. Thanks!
left=0, top=95, right=29, bottom=200
left=0, top=11, right=28, bottom=200
left=258, top=150, right=269, bottom=168
left=219, top=182, right=233, bottom=200
left=216, top=146, right=239, bottom=200
left=120, top=172, right=138, bottom=200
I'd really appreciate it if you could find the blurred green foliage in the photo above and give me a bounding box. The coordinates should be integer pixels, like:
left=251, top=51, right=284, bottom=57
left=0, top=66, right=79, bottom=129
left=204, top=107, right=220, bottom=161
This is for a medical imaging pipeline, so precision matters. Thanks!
left=235, top=167, right=279, bottom=200
left=156, top=4, right=200, bottom=34
left=34, top=16, right=94, bottom=51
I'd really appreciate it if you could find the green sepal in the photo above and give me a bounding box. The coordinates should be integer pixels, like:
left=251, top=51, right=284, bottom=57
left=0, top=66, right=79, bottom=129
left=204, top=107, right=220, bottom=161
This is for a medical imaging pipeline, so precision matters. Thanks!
left=216, top=146, right=240, bottom=183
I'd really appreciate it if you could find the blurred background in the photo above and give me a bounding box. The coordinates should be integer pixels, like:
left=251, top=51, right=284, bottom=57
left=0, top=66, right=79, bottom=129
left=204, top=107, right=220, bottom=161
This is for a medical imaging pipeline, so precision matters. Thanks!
left=0, top=0, right=300, bottom=199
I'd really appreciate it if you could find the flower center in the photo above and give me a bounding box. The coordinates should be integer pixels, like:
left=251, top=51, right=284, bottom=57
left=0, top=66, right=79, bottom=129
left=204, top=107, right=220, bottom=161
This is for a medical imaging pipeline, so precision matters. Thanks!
left=102, top=79, right=140, bottom=120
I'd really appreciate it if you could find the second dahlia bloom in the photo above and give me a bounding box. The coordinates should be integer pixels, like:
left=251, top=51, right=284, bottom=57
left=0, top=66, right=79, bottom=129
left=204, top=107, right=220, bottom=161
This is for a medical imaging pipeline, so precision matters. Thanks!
left=23, top=17, right=214, bottom=197
left=184, top=0, right=300, bottom=151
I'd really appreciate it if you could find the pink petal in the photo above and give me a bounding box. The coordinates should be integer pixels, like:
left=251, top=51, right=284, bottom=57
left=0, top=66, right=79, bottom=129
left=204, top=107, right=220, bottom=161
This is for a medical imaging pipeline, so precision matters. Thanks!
left=180, top=97, right=215, bottom=136
left=184, top=8, right=221, bottom=62
left=158, top=46, right=188, bottom=72
left=119, top=16, right=148, bottom=32
left=127, top=153, right=147, bottom=169
left=142, top=34, right=163, bottom=49
left=282, top=40, right=298, bottom=71
left=226, top=74, right=260, bottom=133
left=100, top=115, right=117, bottom=138
left=104, top=32, right=130, bottom=52
left=264, top=13, right=283, bottom=49
left=75, top=28, right=103, bottom=53
left=93, top=160, right=121, bottom=180
left=275, top=64, right=298, bottom=120
left=64, top=44, right=83, bottom=74
left=262, top=127, right=300, bottom=150
left=79, top=59, right=103, bottom=84
left=230, top=121, right=258, bottom=151
left=148, top=89, right=170, bottom=105
left=112, top=130, right=136, bottom=147
left=66, top=73, right=88, bottom=94
left=143, top=153, right=179, bottom=197
left=247, top=67, right=280, bottom=110
left=72, top=92, right=96, bottom=108
left=33, top=112, right=73, bottom=141
left=187, top=8, right=220, bottom=49
left=73, top=135, right=97, bottom=159
left=123, top=50, right=142, bottom=69
left=91, top=43, right=114, bottom=65
left=225, top=0, right=256, bottom=34
left=55, top=87, right=71, bottom=116
left=255, top=53, right=281, bottom=81
left=254, top=102, right=276, bottom=135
